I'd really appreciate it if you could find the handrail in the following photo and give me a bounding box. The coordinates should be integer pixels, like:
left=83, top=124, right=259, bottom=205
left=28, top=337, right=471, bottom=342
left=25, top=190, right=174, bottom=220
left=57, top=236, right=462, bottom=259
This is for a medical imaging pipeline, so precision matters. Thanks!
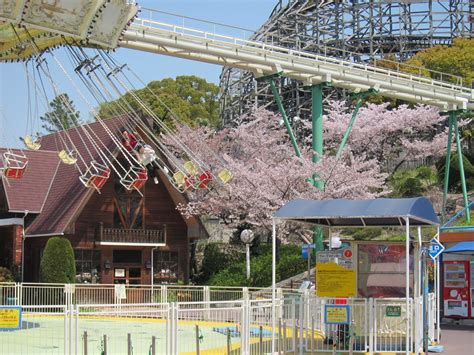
left=129, top=18, right=471, bottom=96
left=135, top=8, right=467, bottom=89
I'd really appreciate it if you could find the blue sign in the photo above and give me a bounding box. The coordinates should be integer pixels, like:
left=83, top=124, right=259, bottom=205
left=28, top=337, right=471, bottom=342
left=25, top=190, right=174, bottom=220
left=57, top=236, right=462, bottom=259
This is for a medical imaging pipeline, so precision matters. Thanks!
left=302, top=244, right=316, bottom=260
left=429, top=238, right=445, bottom=260
left=324, top=305, right=351, bottom=325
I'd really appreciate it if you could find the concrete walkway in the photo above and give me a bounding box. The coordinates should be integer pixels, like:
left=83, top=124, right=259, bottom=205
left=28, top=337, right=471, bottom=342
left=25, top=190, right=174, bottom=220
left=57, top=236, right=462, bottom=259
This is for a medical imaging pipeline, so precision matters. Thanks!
left=440, top=324, right=474, bottom=354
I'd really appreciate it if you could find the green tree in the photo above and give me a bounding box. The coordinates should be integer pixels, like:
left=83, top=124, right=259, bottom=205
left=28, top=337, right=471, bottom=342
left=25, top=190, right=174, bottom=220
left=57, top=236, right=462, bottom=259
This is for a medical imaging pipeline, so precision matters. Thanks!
left=405, top=38, right=474, bottom=85
left=436, top=153, right=474, bottom=193
left=98, top=75, right=220, bottom=128
left=40, top=93, right=81, bottom=133
left=39, top=237, right=76, bottom=283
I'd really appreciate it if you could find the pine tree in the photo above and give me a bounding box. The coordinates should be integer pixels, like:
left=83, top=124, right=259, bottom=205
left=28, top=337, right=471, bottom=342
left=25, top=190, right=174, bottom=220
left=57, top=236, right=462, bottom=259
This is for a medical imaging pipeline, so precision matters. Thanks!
left=40, top=93, right=81, bottom=133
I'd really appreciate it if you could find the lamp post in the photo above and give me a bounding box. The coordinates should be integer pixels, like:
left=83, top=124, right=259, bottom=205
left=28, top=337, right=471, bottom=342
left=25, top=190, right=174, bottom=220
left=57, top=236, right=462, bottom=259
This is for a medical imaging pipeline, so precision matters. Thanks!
left=240, top=229, right=255, bottom=279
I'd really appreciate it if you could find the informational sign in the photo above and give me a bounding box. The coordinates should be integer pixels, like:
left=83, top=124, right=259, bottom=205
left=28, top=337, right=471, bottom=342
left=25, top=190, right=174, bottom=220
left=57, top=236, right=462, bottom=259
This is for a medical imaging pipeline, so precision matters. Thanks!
left=317, top=248, right=354, bottom=268
left=0, top=306, right=22, bottom=330
left=385, top=305, right=401, bottom=317
left=324, top=305, right=350, bottom=325
left=316, top=262, right=356, bottom=297
left=429, top=238, right=445, bottom=260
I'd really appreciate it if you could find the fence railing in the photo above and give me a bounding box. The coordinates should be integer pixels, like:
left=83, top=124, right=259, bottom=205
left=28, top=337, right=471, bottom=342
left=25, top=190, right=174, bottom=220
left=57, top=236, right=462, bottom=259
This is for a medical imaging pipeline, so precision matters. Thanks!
left=0, top=283, right=437, bottom=354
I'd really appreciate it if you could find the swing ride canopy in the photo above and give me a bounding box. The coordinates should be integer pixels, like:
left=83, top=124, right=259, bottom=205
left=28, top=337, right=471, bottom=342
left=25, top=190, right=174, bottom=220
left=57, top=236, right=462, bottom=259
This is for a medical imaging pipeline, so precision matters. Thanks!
left=0, top=1, right=138, bottom=62
left=273, top=197, right=439, bottom=227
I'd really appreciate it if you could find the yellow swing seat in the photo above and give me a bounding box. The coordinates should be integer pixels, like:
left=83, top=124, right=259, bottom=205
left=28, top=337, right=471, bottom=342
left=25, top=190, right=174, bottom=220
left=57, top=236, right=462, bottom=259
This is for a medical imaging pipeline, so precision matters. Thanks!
left=23, top=135, right=41, bottom=150
left=217, top=169, right=233, bottom=184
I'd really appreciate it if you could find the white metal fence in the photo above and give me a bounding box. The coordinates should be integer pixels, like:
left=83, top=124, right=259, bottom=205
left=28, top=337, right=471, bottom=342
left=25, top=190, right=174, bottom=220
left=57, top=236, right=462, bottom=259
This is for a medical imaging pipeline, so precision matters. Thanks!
left=0, top=283, right=437, bottom=354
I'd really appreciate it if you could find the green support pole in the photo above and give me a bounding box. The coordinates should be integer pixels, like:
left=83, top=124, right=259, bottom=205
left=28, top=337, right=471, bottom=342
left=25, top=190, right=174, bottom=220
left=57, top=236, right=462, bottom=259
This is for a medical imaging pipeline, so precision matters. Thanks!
left=335, top=89, right=377, bottom=160
left=310, top=83, right=326, bottom=258
left=336, top=97, right=363, bottom=159
left=442, top=113, right=454, bottom=221
left=453, top=113, right=471, bottom=223
left=267, top=79, right=302, bottom=158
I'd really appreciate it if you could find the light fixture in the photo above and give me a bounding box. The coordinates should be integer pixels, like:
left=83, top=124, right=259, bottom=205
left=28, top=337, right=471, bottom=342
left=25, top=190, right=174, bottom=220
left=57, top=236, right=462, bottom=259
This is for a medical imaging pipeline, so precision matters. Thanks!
left=104, top=260, right=111, bottom=270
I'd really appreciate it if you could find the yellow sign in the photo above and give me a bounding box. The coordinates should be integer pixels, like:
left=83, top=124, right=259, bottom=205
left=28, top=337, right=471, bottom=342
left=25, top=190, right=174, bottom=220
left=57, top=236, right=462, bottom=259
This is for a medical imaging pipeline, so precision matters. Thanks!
left=0, top=307, right=22, bottom=330
left=316, top=262, right=356, bottom=297
left=325, top=305, right=350, bottom=324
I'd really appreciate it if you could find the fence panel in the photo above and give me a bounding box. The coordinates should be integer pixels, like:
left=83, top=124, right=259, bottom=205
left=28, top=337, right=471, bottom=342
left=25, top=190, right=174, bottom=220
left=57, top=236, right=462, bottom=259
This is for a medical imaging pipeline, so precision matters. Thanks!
left=176, top=300, right=244, bottom=354
left=76, top=303, right=169, bottom=355
left=374, top=298, right=413, bottom=353
left=0, top=282, right=18, bottom=305
left=0, top=305, right=68, bottom=355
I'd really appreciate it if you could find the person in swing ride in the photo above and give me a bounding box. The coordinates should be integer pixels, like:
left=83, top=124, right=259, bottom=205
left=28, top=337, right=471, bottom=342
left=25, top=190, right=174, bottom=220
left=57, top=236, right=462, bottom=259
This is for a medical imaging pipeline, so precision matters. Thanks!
left=121, top=129, right=162, bottom=185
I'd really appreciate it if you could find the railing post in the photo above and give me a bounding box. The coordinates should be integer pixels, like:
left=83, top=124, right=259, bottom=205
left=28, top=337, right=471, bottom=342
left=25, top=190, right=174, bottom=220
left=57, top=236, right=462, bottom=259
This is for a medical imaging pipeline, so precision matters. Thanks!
left=203, top=286, right=211, bottom=319
left=368, top=298, right=374, bottom=355
left=243, top=287, right=249, bottom=301
left=161, top=285, right=168, bottom=304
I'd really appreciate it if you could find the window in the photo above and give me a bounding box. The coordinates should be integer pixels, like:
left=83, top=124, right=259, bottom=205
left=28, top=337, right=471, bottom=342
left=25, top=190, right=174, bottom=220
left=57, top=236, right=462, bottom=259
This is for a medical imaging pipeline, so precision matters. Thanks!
left=358, top=244, right=413, bottom=298
left=75, top=249, right=101, bottom=284
left=113, top=176, right=144, bottom=229
left=153, top=251, right=179, bottom=284
left=113, top=250, right=142, bottom=264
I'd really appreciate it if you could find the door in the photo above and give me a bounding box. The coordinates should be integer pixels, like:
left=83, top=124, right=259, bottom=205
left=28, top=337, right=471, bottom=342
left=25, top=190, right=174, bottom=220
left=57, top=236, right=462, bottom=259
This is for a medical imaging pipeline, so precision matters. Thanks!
left=113, top=267, right=142, bottom=285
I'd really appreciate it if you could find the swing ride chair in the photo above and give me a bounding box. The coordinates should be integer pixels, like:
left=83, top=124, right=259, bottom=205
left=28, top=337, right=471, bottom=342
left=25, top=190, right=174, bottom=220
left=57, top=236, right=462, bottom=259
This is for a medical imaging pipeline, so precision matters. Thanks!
left=172, top=161, right=215, bottom=192
left=120, top=165, right=148, bottom=192
left=79, top=161, right=111, bottom=193
left=1, top=152, right=28, bottom=179
left=23, top=135, right=41, bottom=150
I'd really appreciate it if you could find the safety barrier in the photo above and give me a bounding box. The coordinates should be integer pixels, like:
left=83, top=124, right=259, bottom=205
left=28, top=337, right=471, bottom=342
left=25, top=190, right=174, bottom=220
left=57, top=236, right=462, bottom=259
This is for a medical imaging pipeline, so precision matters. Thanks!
left=0, top=283, right=436, bottom=354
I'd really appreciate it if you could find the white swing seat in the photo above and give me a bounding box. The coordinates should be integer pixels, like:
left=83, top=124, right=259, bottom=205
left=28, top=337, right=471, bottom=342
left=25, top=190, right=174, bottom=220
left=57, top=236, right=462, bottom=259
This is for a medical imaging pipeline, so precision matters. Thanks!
left=120, top=166, right=148, bottom=191
left=2, top=152, right=28, bottom=179
left=79, top=161, right=110, bottom=192
left=23, top=135, right=41, bottom=150
left=217, top=169, right=233, bottom=184
left=58, top=150, right=78, bottom=165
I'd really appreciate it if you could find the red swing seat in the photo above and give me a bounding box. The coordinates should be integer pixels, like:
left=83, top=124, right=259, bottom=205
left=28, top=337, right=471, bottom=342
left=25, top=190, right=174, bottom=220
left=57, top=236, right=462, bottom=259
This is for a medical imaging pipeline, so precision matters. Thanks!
left=120, top=166, right=148, bottom=191
left=79, top=161, right=110, bottom=192
left=197, top=171, right=213, bottom=189
left=2, top=152, right=28, bottom=180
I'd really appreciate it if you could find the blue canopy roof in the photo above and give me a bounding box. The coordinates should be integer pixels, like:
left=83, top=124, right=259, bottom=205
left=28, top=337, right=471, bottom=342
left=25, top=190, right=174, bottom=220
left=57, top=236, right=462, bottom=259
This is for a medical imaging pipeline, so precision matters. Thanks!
left=273, top=197, right=439, bottom=226
left=445, top=241, right=474, bottom=254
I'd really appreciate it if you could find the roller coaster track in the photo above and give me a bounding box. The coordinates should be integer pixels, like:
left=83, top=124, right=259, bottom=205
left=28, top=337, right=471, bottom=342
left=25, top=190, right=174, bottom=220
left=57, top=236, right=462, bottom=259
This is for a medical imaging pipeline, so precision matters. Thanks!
left=121, top=14, right=474, bottom=111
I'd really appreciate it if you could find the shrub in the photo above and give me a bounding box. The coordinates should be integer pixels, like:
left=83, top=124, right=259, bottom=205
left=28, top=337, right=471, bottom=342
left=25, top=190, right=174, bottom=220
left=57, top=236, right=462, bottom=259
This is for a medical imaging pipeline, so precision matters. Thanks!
left=39, top=237, right=76, bottom=283
left=0, top=267, right=15, bottom=282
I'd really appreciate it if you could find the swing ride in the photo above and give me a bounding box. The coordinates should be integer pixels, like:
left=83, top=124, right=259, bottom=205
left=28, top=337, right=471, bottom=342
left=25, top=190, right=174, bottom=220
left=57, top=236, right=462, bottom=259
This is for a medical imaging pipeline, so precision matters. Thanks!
left=0, top=1, right=234, bottom=196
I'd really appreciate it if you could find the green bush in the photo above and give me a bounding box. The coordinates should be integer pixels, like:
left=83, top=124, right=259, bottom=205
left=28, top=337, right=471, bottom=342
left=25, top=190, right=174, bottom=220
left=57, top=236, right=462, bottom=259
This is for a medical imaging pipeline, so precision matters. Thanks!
left=39, top=237, right=76, bottom=283
left=208, top=244, right=307, bottom=288
left=352, top=227, right=383, bottom=240
left=0, top=267, right=15, bottom=282
left=436, top=153, right=474, bottom=193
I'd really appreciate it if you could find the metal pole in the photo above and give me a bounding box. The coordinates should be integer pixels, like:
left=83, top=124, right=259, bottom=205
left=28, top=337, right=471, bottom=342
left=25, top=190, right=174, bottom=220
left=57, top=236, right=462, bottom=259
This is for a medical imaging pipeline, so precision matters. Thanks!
left=246, top=243, right=251, bottom=280
left=103, top=335, right=107, bottom=355
left=453, top=114, right=470, bottom=223
left=260, top=325, right=264, bottom=354
left=151, top=336, right=156, bottom=355
left=283, top=321, right=287, bottom=355
left=336, top=97, right=363, bottom=159
left=436, top=226, right=441, bottom=342
left=196, top=325, right=200, bottom=355
left=422, top=248, right=429, bottom=355
left=278, top=318, right=282, bottom=354
left=268, top=79, right=302, bottom=157
left=442, top=113, right=454, bottom=220
left=311, top=84, right=324, bottom=187
left=83, top=331, right=88, bottom=355
left=272, top=219, right=277, bottom=354
left=405, top=217, right=410, bottom=355
left=307, top=248, right=311, bottom=281
left=128, top=333, right=132, bottom=355
left=227, top=328, right=231, bottom=355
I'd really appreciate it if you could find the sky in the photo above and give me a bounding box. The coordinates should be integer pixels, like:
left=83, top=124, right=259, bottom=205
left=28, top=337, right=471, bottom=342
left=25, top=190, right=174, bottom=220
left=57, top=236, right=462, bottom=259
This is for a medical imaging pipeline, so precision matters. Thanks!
left=0, top=0, right=278, bottom=147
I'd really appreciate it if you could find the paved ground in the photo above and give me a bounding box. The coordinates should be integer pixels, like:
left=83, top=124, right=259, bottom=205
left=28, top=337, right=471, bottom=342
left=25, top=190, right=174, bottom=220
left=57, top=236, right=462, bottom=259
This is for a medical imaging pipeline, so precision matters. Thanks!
left=440, top=324, right=474, bottom=354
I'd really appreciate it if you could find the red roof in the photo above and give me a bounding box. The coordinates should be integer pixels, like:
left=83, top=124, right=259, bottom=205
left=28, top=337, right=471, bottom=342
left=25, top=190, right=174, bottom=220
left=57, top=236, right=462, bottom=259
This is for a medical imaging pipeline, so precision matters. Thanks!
left=0, top=149, right=60, bottom=213
left=1, top=117, right=125, bottom=236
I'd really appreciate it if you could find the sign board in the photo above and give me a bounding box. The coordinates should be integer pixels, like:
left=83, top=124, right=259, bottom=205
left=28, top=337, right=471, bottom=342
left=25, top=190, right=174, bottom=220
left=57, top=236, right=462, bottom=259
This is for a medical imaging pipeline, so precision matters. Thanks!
left=429, top=238, right=445, bottom=260
left=316, top=262, right=356, bottom=297
left=0, top=306, right=22, bottom=330
left=386, top=305, right=401, bottom=317
left=324, top=305, right=350, bottom=325
left=317, top=248, right=353, bottom=268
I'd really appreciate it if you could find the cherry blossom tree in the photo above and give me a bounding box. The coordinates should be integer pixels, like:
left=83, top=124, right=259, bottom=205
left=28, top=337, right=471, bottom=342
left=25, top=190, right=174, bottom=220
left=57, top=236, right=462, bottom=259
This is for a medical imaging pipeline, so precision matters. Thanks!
left=165, top=108, right=388, bottom=229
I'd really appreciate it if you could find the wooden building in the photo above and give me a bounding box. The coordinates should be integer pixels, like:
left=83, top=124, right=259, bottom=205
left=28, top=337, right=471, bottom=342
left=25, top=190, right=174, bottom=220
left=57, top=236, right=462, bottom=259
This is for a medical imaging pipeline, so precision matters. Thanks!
left=0, top=119, right=207, bottom=284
